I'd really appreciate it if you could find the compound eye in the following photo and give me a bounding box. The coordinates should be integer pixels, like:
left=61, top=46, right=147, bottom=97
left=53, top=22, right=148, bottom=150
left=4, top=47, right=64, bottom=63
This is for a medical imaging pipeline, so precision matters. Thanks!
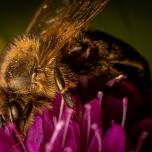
left=9, top=101, right=23, bottom=122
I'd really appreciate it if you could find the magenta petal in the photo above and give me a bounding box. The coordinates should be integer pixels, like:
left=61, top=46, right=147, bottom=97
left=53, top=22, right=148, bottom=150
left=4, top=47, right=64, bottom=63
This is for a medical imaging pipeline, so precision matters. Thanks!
left=51, top=94, right=62, bottom=118
left=63, top=121, right=80, bottom=152
left=39, top=110, right=54, bottom=152
left=45, top=121, right=65, bottom=152
left=63, top=147, right=73, bottom=152
left=11, top=145, right=22, bottom=152
left=42, top=110, right=54, bottom=141
left=102, top=94, right=123, bottom=130
left=131, top=118, right=152, bottom=135
left=81, top=104, right=91, bottom=150
left=26, top=116, right=43, bottom=152
left=89, top=97, right=102, bottom=126
left=0, top=129, right=14, bottom=152
left=4, top=123, right=16, bottom=140
left=87, top=126, right=102, bottom=152
left=129, top=118, right=152, bottom=150
left=102, top=124, right=126, bottom=152
left=81, top=97, right=102, bottom=150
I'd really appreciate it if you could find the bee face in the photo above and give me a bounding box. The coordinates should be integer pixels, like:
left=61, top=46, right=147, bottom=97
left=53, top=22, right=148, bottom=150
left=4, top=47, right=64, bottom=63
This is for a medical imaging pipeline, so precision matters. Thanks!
left=0, top=37, right=38, bottom=92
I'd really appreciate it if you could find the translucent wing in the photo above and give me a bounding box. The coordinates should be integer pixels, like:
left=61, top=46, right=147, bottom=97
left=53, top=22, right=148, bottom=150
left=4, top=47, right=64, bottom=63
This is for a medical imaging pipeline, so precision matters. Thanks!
left=26, top=0, right=68, bottom=37
left=26, top=0, right=109, bottom=67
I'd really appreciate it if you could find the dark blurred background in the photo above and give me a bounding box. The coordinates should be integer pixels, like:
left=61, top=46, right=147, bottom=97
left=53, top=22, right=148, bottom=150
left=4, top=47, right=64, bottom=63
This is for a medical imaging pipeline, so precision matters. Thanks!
left=0, top=0, right=152, bottom=70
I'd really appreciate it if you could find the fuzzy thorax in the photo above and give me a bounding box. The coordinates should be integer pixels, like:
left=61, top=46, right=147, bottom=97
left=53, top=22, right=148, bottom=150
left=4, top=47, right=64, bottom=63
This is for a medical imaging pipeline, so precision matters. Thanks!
left=0, top=35, right=78, bottom=101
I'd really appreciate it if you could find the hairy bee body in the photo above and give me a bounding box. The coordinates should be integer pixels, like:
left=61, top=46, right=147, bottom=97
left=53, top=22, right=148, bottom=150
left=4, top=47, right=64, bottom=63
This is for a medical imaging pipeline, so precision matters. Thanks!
left=0, top=0, right=151, bottom=133
left=60, top=29, right=151, bottom=102
left=0, top=35, right=78, bottom=131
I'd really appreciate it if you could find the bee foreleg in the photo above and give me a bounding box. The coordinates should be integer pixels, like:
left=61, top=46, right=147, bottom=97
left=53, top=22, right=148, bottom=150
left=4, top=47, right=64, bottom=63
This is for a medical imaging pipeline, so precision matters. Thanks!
left=62, top=90, right=75, bottom=108
left=22, top=102, right=33, bottom=121
left=0, top=115, right=4, bottom=129
left=54, top=67, right=75, bottom=108
left=106, top=74, right=127, bottom=87
left=19, top=102, right=33, bottom=132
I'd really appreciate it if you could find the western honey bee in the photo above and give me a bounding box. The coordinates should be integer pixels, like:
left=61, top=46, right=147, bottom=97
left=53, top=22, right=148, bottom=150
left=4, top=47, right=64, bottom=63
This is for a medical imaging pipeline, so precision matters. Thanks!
left=0, top=0, right=151, bottom=133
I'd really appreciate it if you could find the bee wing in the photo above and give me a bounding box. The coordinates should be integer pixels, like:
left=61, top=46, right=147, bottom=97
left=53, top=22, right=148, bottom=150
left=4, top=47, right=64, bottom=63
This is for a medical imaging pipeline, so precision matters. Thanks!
left=26, top=0, right=68, bottom=36
left=26, top=0, right=109, bottom=67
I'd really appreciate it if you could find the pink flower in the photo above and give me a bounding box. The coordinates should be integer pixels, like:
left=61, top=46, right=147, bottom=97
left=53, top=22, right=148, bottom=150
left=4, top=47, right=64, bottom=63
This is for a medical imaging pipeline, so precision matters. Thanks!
left=0, top=79, right=151, bottom=152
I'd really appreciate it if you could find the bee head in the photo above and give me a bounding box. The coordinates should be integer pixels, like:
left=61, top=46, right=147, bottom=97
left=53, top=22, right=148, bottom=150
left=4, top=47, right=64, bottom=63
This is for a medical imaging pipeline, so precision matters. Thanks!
left=0, top=36, right=40, bottom=94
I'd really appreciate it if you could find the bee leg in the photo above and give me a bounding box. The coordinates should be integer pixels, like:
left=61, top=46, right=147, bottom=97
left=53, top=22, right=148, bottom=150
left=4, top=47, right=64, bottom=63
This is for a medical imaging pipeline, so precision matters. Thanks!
left=54, top=67, right=75, bottom=108
left=62, top=90, right=75, bottom=108
left=106, top=74, right=127, bottom=87
left=0, top=115, right=4, bottom=129
left=19, top=102, right=33, bottom=133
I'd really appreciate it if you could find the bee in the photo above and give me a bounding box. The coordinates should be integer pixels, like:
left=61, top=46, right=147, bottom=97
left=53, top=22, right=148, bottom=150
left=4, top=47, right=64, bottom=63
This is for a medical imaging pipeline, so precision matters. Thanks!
left=0, top=0, right=151, bottom=133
